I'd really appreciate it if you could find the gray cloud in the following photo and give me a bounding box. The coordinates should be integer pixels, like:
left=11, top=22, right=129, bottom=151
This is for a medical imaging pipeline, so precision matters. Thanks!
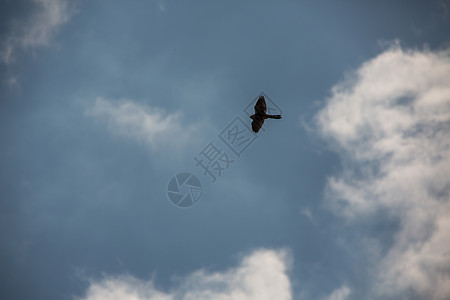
left=0, top=0, right=77, bottom=64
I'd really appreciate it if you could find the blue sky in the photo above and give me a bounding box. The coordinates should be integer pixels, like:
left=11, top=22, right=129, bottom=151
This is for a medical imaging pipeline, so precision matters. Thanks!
left=1, top=1, right=450, bottom=299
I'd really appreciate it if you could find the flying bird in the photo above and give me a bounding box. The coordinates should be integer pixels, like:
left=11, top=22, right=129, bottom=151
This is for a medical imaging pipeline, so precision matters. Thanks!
left=250, top=95, right=282, bottom=133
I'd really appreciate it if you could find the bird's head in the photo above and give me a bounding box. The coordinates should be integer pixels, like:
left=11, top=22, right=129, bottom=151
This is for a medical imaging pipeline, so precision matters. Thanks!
left=250, top=115, right=255, bottom=120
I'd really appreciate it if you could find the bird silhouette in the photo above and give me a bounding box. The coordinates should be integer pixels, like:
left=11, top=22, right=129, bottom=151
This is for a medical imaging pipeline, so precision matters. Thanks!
left=250, top=95, right=282, bottom=133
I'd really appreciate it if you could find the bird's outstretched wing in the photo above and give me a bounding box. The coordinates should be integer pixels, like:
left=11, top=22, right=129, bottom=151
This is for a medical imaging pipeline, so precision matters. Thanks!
left=254, top=96, right=266, bottom=115
left=251, top=115, right=265, bottom=133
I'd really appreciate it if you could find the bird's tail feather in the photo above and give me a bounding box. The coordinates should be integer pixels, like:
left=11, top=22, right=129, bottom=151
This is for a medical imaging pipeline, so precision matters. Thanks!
left=267, top=115, right=282, bottom=119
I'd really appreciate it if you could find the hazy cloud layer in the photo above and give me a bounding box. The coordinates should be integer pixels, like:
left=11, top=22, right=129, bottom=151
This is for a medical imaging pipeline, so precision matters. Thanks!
left=77, top=249, right=292, bottom=300
left=1, top=0, right=77, bottom=64
left=86, top=97, right=197, bottom=150
left=316, top=44, right=450, bottom=299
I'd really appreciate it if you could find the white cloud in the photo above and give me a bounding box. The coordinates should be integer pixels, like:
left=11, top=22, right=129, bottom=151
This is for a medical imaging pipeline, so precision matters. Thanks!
left=1, top=0, right=77, bottom=64
left=86, top=97, right=197, bottom=150
left=76, top=249, right=292, bottom=300
left=324, top=285, right=351, bottom=300
left=315, top=43, right=450, bottom=299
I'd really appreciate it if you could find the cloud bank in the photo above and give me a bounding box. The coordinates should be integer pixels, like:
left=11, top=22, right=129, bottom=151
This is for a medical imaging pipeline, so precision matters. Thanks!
left=76, top=249, right=292, bottom=300
left=86, top=97, right=197, bottom=150
left=316, top=43, right=450, bottom=299
left=1, top=0, right=77, bottom=64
